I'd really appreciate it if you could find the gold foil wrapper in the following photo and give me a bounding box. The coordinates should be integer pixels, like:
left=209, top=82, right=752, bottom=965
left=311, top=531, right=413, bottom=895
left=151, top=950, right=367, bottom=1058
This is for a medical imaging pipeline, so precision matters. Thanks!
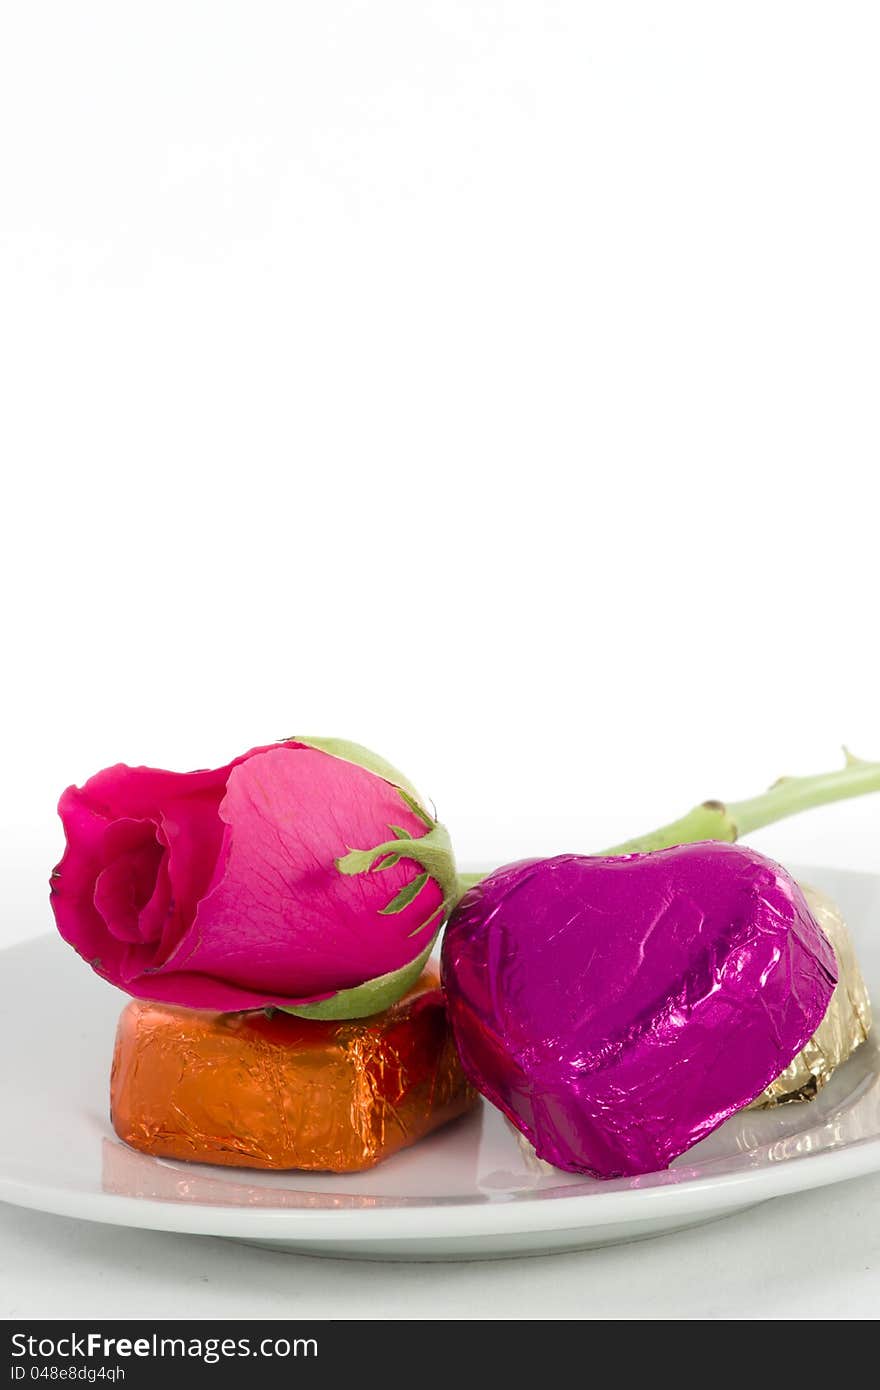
left=752, top=883, right=872, bottom=1107
left=110, top=968, right=477, bottom=1172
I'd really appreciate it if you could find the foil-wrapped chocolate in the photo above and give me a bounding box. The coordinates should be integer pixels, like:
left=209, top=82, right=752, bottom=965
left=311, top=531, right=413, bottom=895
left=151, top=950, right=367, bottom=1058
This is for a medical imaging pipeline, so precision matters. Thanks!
left=441, top=843, right=837, bottom=1179
left=752, top=883, right=871, bottom=1107
left=110, top=968, right=476, bottom=1172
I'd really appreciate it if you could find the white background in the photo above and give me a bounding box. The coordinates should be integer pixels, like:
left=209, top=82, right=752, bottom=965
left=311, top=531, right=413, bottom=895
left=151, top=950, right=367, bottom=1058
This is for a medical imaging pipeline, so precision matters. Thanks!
left=2, top=3, right=880, bottom=1319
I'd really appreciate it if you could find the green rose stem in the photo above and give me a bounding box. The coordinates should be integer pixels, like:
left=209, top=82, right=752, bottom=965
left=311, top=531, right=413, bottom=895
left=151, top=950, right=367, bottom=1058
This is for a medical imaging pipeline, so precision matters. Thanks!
left=455, top=749, right=880, bottom=896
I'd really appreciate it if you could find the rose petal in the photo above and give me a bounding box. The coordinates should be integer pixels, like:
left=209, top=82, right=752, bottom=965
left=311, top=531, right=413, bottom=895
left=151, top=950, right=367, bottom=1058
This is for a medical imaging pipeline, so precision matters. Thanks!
left=138, top=852, right=173, bottom=948
left=52, top=747, right=280, bottom=982
left=51, top=786, right=129, bottom=980
left=158, top=792, right=229, bottom=936
left=151, top=746, right=443, bottom=1002
left=93, top=821, right=165, bottom=944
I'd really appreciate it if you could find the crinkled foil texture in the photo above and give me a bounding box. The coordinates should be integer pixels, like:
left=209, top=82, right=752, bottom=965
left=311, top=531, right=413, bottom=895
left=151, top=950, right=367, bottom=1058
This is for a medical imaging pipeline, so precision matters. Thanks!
left=441, top=843, right=838, bottom=1179
left=110, top=969, right=477, bottom=1173
left=751, top=883, right=871, bottom=1107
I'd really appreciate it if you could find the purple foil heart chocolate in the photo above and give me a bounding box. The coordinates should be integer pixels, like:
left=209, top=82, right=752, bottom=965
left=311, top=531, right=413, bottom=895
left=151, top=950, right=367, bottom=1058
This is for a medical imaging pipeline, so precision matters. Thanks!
left=441, top=842, right=837, bottom=1178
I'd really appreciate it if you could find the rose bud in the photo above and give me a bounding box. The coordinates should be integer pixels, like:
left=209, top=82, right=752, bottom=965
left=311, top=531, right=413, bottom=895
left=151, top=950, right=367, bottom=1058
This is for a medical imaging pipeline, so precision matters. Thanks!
left=50, top=738, right=459, bottom=1018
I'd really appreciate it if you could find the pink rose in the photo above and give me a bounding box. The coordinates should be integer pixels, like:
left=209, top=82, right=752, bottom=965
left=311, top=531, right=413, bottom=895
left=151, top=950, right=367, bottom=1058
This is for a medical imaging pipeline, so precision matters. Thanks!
left=50, top=738, right=458, bottom=1016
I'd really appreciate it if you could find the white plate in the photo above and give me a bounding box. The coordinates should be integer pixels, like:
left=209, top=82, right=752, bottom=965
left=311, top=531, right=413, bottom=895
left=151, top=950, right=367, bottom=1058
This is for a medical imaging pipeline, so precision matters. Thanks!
left=2, top=864, right=879, bottom=1260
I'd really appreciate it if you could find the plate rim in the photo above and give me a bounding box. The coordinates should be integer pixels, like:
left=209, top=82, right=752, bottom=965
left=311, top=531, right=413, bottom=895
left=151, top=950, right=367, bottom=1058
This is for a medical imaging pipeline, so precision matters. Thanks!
left=3, top=860, right=879, bottom=1244
left=2, top=1131, right=880, bottom=1240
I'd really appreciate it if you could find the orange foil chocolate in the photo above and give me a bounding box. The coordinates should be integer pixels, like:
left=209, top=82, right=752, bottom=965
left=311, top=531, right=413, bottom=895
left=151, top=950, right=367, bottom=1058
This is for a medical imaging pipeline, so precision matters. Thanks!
left=110, top=969, right=477, bottom=1172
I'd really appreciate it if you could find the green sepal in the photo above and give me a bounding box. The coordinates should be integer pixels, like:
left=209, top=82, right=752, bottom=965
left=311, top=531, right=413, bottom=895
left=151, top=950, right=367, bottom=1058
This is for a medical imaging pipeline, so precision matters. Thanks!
left=380, top=871, right=429, bottom=914
left=278, top=936, right=438, bottom=1021
left=373, top=852, right=401, bottom=871
left=410, top=900, right=444, bottom=938
left=336, top=821, right=458, bottom=905
left=277, top=737, right=459, bottom=1016
left=335, top=817, right=461, bottom=1006
left=395, top=786, right=434, bottom=829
